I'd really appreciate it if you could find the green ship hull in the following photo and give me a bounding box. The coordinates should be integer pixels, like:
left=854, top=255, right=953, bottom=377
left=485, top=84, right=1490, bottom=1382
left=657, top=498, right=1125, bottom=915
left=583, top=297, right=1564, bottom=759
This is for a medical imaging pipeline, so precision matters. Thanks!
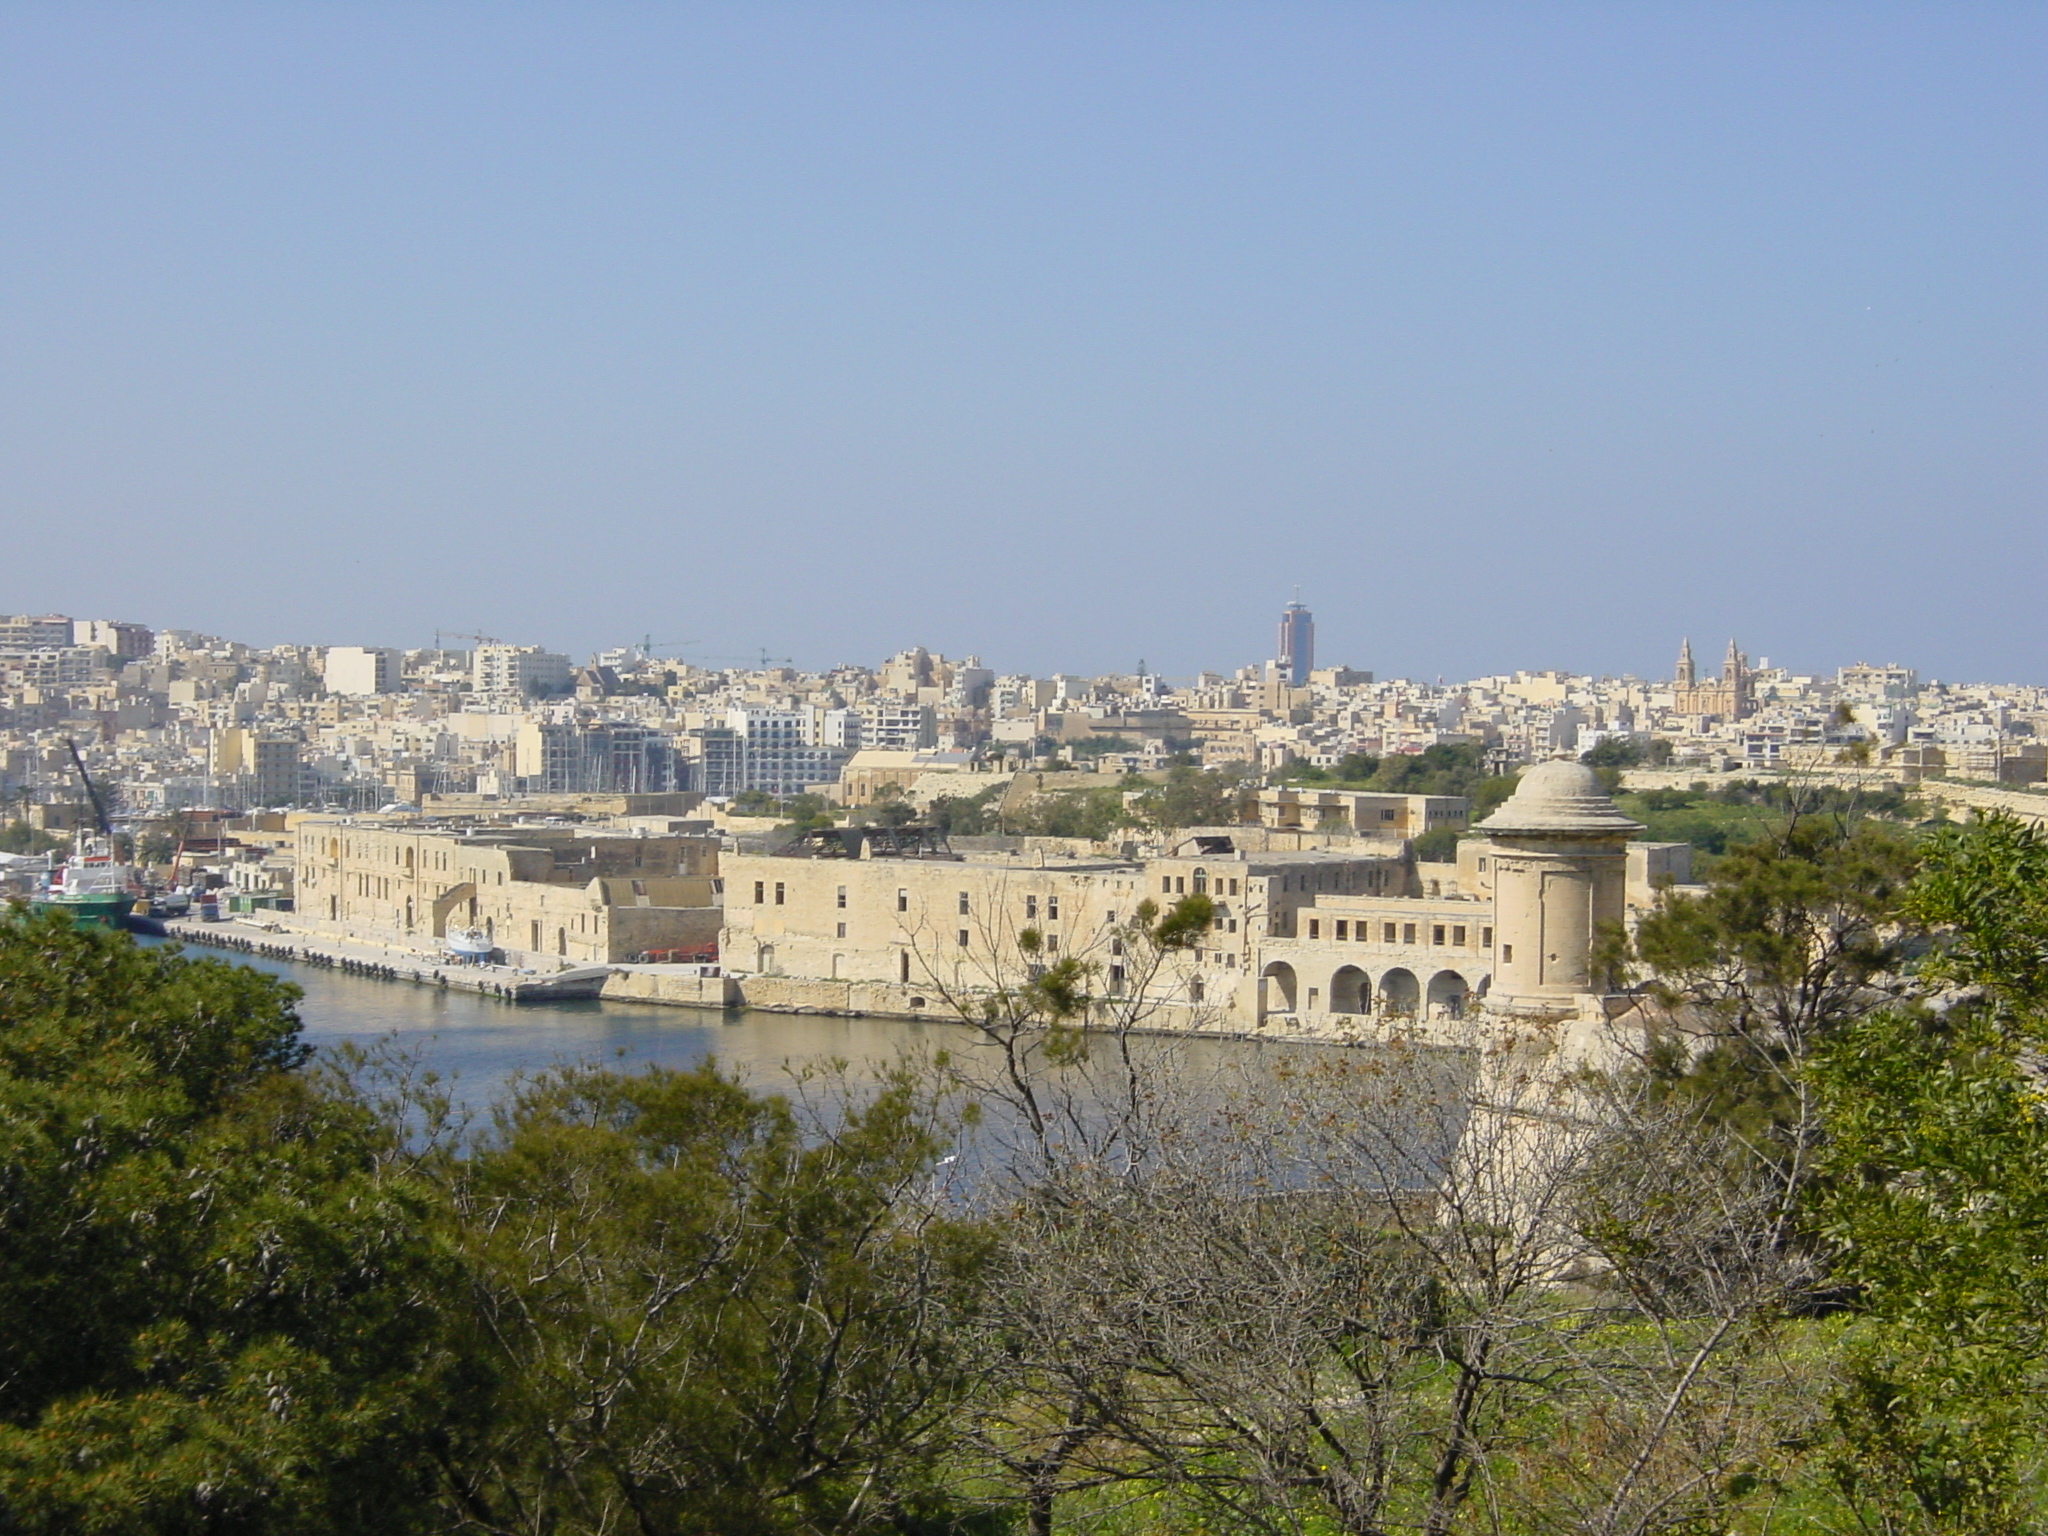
left=32, top=893, right=138, bottom=930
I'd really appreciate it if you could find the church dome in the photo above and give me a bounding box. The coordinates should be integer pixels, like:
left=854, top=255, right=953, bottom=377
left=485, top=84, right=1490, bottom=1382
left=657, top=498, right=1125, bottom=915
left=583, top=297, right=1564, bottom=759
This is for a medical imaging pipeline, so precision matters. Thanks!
left=1475, top=758, right=1645, bottom=837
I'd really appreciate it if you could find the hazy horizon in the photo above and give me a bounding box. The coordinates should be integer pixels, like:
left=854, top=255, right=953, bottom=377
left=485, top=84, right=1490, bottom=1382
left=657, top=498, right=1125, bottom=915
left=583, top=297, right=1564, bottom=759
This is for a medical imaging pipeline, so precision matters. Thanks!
left=3, top=5, right=2041, bottom=683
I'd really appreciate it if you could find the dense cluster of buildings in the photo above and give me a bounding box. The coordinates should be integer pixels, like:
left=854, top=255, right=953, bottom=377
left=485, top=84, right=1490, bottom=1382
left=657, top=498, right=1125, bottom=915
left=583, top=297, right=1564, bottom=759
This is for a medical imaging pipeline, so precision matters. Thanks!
left=3, top=601, right=2042, bottom=1033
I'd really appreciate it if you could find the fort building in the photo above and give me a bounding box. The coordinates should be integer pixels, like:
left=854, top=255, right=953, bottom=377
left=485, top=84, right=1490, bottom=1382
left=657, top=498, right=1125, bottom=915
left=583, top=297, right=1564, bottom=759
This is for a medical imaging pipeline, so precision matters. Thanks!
left=288, top=815, right=722, bottom=967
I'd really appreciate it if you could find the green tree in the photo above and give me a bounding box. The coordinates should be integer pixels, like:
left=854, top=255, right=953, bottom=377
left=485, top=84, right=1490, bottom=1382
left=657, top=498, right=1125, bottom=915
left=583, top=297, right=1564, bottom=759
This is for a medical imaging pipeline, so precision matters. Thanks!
left=1127, top=762, right=1248, bottom=830
left=443, top=1062, right=993, bottom=1534
left=0, top=913, right=468, bottom=1533
left=1807, top=814, right=2048, bottom=1532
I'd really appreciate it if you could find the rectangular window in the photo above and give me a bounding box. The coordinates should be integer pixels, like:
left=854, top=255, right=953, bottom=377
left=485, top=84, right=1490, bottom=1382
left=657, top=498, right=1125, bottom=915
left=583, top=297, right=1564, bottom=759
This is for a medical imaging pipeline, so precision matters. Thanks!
left=1229, top=878, right=1239, bottom=895
left=1453, top=926, right=1467, bottom=946
left=1482, top=927, right=1493, bottom=948
left=1335, top=920, right=1349, bottom=940
left=774, top=882, right=785, bottom=905
left=897, top=888, right=908, bottom=912
left=1025, top=895, right=1037, bottom=920
left=1046, top=934, right=1058, bottom=952
left=1381, top=808, right=1397, bottom=821
left=1307, top=919, right=1321, bottom=939
left=958, top=891, right=970, bottom=915
left=1175, top=876, right=1186, bottom=894
left=1402, top=923, right=1416, bottom=944
left=1383, top=923, right=1397, bottom=943
left=899, top=950, right=911, bottom=982
left=1432, top=925, right=1446, bottom=945
left=1502, top=943, right=1513, bottom=962
left=1162, top=876, right=1173, bottom=893
left=753, top=880, right=765, bottom=902
left=835, top=885, right=846, bottom=909
left=1047, top=895, right=1059, bottom=920
left=836, top=921, right=847, bottom=938
left=956, top=929, right=969, bottom=948
left=1477, top=858, right=1488, bottom=872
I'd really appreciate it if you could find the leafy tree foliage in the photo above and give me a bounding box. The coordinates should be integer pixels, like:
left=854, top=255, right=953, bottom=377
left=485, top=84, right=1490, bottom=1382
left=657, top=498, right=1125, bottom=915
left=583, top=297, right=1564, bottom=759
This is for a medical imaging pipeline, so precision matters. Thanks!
left=441, top=1063, right=993, bottom=1534
left=1280, top=743, right=1516, bottom=818
left=0, top=912, right=467, bottom=1534
left=1807, top=814, right=2048, bottom=1533
left=1125, top=762, right=1249, bottom=829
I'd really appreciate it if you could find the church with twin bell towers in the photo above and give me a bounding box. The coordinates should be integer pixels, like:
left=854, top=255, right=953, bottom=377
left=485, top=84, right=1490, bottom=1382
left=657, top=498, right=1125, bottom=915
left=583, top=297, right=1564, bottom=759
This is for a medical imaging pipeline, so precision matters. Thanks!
left=1671, top=636, right=1754, bottom=720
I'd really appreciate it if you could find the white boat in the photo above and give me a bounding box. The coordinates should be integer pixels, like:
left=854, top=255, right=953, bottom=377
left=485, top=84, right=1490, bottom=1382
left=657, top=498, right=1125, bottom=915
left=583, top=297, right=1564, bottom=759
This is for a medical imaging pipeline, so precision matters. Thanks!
left=445, top=927, right=495, bottom=963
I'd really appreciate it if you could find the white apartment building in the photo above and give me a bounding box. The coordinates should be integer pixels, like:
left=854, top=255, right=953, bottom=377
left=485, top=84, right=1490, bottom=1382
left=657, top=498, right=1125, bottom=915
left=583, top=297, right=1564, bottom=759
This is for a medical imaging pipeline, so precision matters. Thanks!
left=473, top=645, right=573, bottom=698
left=324, top=646, right=401, bottom=696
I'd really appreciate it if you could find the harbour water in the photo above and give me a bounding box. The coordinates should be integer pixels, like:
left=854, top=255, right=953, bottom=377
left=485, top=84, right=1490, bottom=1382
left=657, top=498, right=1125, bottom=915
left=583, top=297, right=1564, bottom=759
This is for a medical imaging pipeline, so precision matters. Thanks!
left=147, top=937, right=983, bottom=1108
left=150, top=938, right=1296, bottom=1118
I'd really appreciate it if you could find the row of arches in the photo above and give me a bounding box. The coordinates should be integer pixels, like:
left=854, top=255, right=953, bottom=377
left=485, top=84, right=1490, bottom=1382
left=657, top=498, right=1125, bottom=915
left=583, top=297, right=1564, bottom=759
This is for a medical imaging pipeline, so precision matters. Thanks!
left=1259, top=961, right=1478, bottom=1020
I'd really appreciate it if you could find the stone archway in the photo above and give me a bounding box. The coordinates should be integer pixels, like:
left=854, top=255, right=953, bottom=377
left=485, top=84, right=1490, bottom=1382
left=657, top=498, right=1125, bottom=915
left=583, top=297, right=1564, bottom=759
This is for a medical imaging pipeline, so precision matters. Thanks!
left=430, top=882, right=477, bottom=939
left=1260, top=961, right=1298, bottom=1016
left=1329, top=964, right=1370, bottom=1014
left=1427, top=969, right=1470, bottom=1019
left=1378, top=967, right=1419, bottom=1017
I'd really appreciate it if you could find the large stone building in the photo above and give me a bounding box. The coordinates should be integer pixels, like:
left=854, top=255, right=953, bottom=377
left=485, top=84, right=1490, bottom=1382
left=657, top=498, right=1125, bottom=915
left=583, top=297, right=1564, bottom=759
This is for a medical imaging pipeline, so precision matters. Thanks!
left=290, top=814, right=722, bottom=966
left=719, top=762, right=1684, bottom=1035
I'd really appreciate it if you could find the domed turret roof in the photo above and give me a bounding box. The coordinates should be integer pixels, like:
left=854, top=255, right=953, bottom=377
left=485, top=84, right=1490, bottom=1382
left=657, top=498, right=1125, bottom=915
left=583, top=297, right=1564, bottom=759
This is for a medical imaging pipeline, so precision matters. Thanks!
left=1474, top=758, right=1645, bottom=837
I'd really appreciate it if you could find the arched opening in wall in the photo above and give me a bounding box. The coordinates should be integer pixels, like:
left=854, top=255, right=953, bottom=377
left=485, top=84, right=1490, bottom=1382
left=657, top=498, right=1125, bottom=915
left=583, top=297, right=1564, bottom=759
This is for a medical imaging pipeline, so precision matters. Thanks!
left=1329, top=965, right=1369, bottom=1014
left=758, top=944, right=776, bottom=974
left=1378, top=967, right=1420, bottom=1017
left=1192, top=868, right=1207, bottom=895
left=328, top=895, right=337, bottom=920
left=1427, top=970, right=1469, bottom=1019
left=832, top=953, right=845, bottom=979
left=557, top=927, right=567, bottom=957
left=404, top=897, right=414, bottom=931
left=405, top=847, right=414, bottom=873
left=1260, top=961, right=1298, bottom=1016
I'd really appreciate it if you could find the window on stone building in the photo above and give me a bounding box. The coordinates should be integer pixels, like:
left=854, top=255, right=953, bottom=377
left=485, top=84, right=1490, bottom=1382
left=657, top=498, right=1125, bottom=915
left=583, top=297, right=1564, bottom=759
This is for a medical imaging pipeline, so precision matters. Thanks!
left=836, top=885, right=846, bottom=909
left=1048, top=895, right=1059, bottom=920
left=1162, top=876, right=1173, bottom=894
left=1307, top=919, right=1320, bottom=939
left=1432, top=925, right=1446, bottom=945
left=836, top=922, right=846, bottom=939
left=897, top=888, right=908, bottom=912
left=958, top=891, right=970, bottom=915
left=1403, top=923, right=1416, bottom=944
left=1454, top=926, right=1467, bottom=946
left=1025, top=895, right=1037, bottom=920
left=1335, top=920, right=1349, bottom=940
left=956, top=929, right=969, bottom=948
left=1383, top=922, right=1397, bottom=943
left=1482, top=927, right=1493, bottom=948
left=1502, top=943, right=1513, bottom=962
left=774, top=882, right=785, bottom=905
left=899, top=950, right=911, bottom=982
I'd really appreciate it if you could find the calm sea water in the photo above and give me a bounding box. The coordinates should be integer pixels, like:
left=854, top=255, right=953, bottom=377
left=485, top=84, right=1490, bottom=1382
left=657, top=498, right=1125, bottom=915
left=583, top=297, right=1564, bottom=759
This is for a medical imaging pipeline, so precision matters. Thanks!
left=141, top=941, right=1451, bottom=1182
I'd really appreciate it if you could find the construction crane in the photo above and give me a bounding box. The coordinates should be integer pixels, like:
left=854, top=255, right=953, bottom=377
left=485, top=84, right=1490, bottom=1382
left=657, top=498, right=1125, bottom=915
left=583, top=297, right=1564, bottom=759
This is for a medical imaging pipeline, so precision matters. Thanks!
left=626, top=636, right=696, bottom=658
left=676, top=647, right=796, bottom=670
left=433, top=629, right=502, bottom=649
left=62, top=738, right=111, bottom=838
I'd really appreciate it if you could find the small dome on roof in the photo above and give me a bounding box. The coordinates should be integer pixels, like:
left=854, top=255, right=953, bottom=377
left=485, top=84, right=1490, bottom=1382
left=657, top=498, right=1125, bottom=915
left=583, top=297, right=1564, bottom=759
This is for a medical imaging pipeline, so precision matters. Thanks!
left=1475, top=758, right=1644, bottom=837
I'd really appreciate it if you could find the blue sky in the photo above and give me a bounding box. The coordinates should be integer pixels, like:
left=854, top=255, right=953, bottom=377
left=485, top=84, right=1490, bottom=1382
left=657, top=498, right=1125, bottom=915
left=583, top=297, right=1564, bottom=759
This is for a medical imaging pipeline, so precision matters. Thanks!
left=1, top=4, right=2040, bottom=682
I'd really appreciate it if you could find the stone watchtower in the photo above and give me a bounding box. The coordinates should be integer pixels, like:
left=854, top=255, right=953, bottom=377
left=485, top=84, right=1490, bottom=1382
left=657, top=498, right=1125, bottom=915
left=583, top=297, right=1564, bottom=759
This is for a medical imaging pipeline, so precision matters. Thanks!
left=1475, top=760, right=1644, bottom=1016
